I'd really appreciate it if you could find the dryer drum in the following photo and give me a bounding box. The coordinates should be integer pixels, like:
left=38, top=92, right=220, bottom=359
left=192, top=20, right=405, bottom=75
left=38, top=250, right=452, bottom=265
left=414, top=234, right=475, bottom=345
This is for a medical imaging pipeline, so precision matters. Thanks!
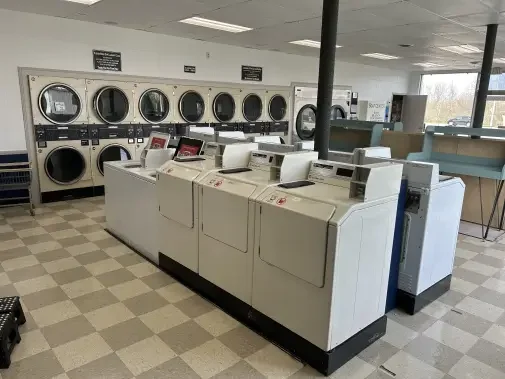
left=94, top=86, right=129, bottom=124
left=331, top=105, right=347, bottom=120
left=269, top=95, right=287, bottom=121
left=45, top=146, right=86, bottom=185
left=139, top=89, right=170, bottom=124
left=242, top=94, right=262, bottom=122
left=38, top=83, right=82, bottom=125
left=296, top=104, right=317, bottom=141
left=213, top=92, right=235, bottom=123
left=179, top=90, right=205, bottom=123
left=97, top=144, right=132, bottom=176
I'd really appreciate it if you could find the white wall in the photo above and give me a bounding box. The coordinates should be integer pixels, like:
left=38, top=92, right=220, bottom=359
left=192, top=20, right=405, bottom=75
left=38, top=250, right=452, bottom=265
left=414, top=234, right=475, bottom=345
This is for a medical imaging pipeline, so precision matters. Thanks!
left=0, top=9, right=410, bottom=151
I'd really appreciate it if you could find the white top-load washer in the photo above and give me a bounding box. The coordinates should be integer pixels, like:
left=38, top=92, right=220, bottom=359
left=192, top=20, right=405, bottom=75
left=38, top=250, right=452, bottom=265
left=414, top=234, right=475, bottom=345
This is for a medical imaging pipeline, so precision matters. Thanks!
left=157, top=142, right=259, bottom=272
left=251, top=160, right=403, bottom=351
left=198, top=149, right=318, bottom=304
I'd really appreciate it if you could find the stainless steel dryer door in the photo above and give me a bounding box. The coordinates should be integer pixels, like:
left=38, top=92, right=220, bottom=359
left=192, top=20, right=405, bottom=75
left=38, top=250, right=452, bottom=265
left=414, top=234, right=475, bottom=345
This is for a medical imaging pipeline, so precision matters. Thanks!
left=45, top=146, right=86, bottom=185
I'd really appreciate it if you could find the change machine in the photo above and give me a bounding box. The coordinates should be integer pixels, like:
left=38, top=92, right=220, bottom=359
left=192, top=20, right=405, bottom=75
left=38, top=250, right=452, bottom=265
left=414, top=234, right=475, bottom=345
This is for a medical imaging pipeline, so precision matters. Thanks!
left=251, top=160, right=402, bottom=373
left=198, top=150, right=318, bottom=304
left=157, top=142, right=259, bottom=273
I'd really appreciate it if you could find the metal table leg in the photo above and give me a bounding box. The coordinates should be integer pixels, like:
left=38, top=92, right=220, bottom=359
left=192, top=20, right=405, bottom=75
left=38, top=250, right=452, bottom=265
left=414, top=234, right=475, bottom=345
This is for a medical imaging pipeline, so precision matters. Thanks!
left=484, top=179, right=504, bottom=240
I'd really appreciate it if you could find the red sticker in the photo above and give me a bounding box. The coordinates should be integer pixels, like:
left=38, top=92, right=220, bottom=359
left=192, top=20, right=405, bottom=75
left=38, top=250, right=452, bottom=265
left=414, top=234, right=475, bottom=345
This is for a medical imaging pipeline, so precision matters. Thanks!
left=214, top=180, right=223, bottom=187
left=276, top=198, right=287, bottom=206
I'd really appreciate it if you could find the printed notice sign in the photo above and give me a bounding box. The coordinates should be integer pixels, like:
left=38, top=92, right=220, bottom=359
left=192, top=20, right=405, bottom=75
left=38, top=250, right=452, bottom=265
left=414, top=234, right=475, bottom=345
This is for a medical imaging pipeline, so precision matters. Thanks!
left=93, top=50, right=122, bottom=72
left=241, top=65, right=263, bottom=82
left=184, top=65, right=196, bottom=73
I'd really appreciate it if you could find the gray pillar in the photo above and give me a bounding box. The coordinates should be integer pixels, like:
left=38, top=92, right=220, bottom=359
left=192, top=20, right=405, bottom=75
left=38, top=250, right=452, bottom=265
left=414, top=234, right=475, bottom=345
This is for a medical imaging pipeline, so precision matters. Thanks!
left=314, top=0, right=339, bottom=160
left=473, top=24, right=498, bottom=129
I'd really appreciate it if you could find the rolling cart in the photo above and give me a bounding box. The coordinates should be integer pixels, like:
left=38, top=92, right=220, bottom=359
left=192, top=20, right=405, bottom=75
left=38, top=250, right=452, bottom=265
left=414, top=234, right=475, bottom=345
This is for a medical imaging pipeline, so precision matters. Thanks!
left=0, top=161, right=34, bottom=216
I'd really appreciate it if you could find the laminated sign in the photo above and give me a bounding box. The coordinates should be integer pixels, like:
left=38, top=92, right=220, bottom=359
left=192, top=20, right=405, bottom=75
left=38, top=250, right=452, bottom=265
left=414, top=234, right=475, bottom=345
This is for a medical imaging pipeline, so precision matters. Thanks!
left=93, top=50, right=122, bottom=72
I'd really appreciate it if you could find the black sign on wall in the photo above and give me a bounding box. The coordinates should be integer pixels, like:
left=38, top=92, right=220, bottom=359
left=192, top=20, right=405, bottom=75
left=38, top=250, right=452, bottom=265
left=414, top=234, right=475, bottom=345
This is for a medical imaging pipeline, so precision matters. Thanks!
left=93, top=50, right=122, bottom=72
left=184, top=65, right=196, bottom=74
left=241, top=65, right=263, bottom=82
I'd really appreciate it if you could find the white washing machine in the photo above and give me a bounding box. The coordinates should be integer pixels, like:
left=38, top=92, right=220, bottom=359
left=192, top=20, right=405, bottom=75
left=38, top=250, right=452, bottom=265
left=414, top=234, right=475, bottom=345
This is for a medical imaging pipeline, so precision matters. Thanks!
left=252, top=160, right=402, bottom=351
left=240, top=90, right=266, bottom=137
left=29, top=76, right=89, bottom=126
left=265, top=88, right=290, bottom=141
left=157, top=142, right=258, bottom=273
left=197, top=150, right=317, bottom=304
left=86, top=80, right=135, bottom=125
left=173, top=85, right=210, bottom=127
left=89, top=125, right=136, bottom=187
left=35, top=125, right=92, bottom=202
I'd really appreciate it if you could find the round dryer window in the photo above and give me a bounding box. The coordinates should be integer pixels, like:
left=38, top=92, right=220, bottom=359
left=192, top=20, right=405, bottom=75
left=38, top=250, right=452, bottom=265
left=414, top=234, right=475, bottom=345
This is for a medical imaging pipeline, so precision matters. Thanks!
left=179, top=91, right=205, bottom=123
left=97, top=144, right=132, bottom=175
left=330, top=105, right=347, bottom=120
left=45, top=147, right=86, bottom=185
left=139, top=89, right=170, bottom=124
left=296, top=105, right=317, bottom=140
left=242, top=94, right=262, bottom=122
left=95, top=86, right=129, bottom=124
left=269, top=95, right=287, bottom=121
left=213, top=92, right=235, bottom=122
left=39, top=84, right=82, bottom=125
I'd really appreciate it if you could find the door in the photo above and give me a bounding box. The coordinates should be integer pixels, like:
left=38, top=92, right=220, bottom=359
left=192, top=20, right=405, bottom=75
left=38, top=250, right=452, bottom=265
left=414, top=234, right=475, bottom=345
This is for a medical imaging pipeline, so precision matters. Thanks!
left=94, top=86, right=130, bottom=124
left=38, top=83, right=83, bottom=125
left=45, top=147, right=86, bottom=185
left=268, top=94, right=288, bottom=122
left=212, top=92, right=236, bottom=123
left=179, top=90, right=206, bottom=123
left=242, top=93, right=263, bottom=122
left=97, top=144, right=132, bottom=176
left=139, top=89, right=170, bottom=124
left=296, top=104, right=317, bottom=140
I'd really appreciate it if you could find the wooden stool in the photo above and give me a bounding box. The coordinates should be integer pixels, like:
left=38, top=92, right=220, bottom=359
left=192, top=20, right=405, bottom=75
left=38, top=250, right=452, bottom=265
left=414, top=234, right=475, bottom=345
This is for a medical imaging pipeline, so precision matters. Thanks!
left=0, top=297, right=26, bottom=326
left=0, top=313, right=21, bottom=369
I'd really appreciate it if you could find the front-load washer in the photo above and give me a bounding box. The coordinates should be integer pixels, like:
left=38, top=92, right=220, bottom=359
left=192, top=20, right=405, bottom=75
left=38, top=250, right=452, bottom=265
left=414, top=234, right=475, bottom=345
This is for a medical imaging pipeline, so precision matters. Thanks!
left=173, top=85, right=210, bottom=127
left=197, top=150, right=317, bottom=304
left=35, top=125, right=92, bottom=201
left=331, top=88, right=351, bottom=121
left=293, top=86, right=318, bottom=143
left=209, top=87, right=241, bottom=132
left=89, top=125, right=136, bottom=187
left=86, top=80, right=135, bottom=125
left=240, top=90, right=266, bottom=137
left=265, top=88, right=290, bottom=142
left=29, top=76, right=88, bottom=126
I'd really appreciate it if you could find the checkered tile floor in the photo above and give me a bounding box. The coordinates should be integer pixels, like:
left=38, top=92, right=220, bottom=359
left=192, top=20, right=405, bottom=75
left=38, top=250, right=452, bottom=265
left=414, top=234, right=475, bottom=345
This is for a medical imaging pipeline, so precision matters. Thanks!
left=0, top=198, right=504, bottom=378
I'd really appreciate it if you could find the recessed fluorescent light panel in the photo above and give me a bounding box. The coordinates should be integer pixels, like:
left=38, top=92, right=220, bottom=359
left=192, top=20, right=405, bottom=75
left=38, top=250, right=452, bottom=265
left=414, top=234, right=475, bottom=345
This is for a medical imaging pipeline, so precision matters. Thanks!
left=289, top=40, right=342, bottom=48
left=179, top=17, right=252, bottom=33
left=63, top=0, right=102, bottom=4
left=412, top=62, right=445, bottom=68
left=361, top=53, right=400, bottom=60
left=494, top=58, right=505, bottom=64
left=439, top=45, right=482, bottom=54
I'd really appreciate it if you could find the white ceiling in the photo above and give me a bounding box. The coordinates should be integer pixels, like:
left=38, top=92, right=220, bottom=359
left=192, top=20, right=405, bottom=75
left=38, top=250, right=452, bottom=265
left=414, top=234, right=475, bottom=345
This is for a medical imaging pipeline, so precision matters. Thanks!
left=3, top=0, right=505, bottom=71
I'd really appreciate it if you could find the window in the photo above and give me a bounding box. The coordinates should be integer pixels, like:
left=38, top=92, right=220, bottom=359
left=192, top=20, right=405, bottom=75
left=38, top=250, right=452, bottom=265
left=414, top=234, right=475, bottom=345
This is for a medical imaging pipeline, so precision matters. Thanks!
left=483, top=73, right=505, bottom=127
left=420, top=73, right=478, bottom=126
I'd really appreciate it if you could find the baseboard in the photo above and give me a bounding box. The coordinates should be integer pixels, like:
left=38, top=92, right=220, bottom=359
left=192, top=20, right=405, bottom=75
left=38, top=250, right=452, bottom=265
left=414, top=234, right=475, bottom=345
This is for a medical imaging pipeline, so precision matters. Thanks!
left=41, top=186, right=102, bottom=203
left=396, top=275, right=452, bottom=315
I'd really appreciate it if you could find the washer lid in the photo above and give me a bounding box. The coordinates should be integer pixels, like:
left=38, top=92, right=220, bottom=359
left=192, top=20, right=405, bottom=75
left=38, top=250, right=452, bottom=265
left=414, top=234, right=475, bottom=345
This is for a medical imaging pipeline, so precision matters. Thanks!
left=213, top=92, right=235, bottom=122
left=179, top=91, right=205, bottom=123
left=269, top=95, right=287, bottom=121
left=97, top=144, right=132, bottom=175
left=39, top=84, right=82, bottom=125
left=296, top=104, right=317, bottom=141
left=140, top=89, right=170, bottom=124
left=45, top=147, right=86, bottom=185
left=95, top=86, right=129, bottom=124
left=243, top=94, right=262, bottom=122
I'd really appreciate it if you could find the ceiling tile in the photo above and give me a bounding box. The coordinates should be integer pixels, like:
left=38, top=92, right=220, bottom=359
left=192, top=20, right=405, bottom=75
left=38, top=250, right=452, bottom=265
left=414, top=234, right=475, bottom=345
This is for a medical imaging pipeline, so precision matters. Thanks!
left=367, top=1, right=442, bottom=23
left=406, top=0, right=495, bottom=17
left=0, top=0, right=87, bottom=17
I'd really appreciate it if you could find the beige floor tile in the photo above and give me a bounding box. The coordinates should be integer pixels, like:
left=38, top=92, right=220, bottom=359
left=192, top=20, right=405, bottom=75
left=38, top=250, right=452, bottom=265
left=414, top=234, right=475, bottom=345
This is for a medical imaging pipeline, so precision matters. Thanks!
left=156, top=282, right=195, bottom=303
left=0, top=350, right=65, bottom=379
left=66, top=242, right=100, bottom=256
left=42, top=315, right=96, bottom=348
left=194, top=308, right=240, bottom=337
left=37, top=216, right=66, bottom=226
left=181, top=339, right=241, bottom=379
left=96, top=268, right=137, bottom=288
left=50, top=228, right=81, bottom=240
left=449, top=356, right=505, bottom=379
left=482, top=324, right=505, bottom=349
left=127, top=262, right=160, bottom=278
left=55, top=208, right=81, bottom=216
left=174, top=295, right=215, bottom=319
left=158, top=320, right=214, bottom=355
left=245, top=344, right=303, bottom=379
left=31, top=300, right=81, bottom=328
left=6, top=215, right=34, bottom=224
left=450, top=278, right=479, bottom=295
left=94, top=236, right=122, bottom=250
left=28, top=240, right=63, bottom=254
left=84, top=230, right=110, bottom=242
left=66, top=353, right=135, bottom=379
left=61, top=277, right=105, bottom=299
left=382, top=319, right=419, bottom=349
left=72, top=289, right=119, bottom=314
left=420, top=301, right=453, bottom=320
left=104, top=245, right=135, bottom=258
left=482, top=277, right=505, bottom=294
left=140, top=304, right=190, bottom=334
left=75, top=224, right=103, bottom=234
left=0, top=246, right=31, bottom=262
left=456, top=296, right=505, bottom=322
left=460, top=260, right=500, bottom=277
left=53, top=333, right=113, bottom=372
left=58, top=235, right=90, bottom=248
left=16, top=226, right=47, bottom=239
left=423, top=320, right=479, bottom=353
left=0, top=272, right=11, bottom=286
left=0, top=231, right=17, bottom=242
left=74, top=250, right=109, bottom=265
left=43, top=257, right=81, bottom=274
left=85, top=258, right=122, bottom=276
left=218, top=325, right=269, bottom=358
left=84, top=302, right=135, bottom=331
left=2, top=254, right=39, bottom=271
left=101, top=318, right=154, bottom=351
left=69, top=219, right=97, bottom=228
left=22, top=287, right=69, bottom=311
left=109, top=279, right=152, bottom=301
left=117, top=335, right=176, bottom=376
left=123, top=291, right=169, bottom=316
left=52, top=266, right=92, bottom=285
left=12, top=329, right=50, bottom=362
left=0, top=238, right=24, bottom=252
left=14, top=274, right=57, bottom=295
left=7, top=264, right=47, bottom=283
left=22, top=234, right=54, bottom=246
left=0, top=224, right=14, bottom=233
left=136, top=357, right=200, bottom=379
left=116, top=252, right=146, bottom=267
left=35, top=248, right=71, bottom=263
left=382, top=351, right=445, bottom=379
left=43, top=222, right=73, bottom=233
left=142, top=271, right=176, bottom=290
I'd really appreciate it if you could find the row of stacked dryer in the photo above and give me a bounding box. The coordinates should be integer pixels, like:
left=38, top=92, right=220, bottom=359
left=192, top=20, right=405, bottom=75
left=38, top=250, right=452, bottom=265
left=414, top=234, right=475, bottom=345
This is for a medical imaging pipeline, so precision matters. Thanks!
left=28, top=75, right=291, bottom=202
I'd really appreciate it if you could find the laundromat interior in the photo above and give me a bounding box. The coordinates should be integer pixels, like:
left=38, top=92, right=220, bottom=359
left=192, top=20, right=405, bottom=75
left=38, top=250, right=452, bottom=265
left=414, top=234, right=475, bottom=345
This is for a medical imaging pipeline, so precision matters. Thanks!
left=2, top=0, right=505, bottom=378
